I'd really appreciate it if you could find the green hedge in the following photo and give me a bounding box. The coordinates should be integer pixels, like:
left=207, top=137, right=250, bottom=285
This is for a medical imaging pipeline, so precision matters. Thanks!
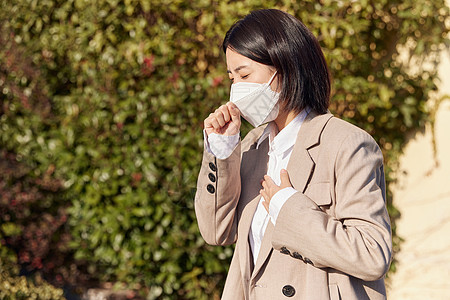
left=0, top=0, right=449, bottom=298
left=0, top=256, right=65, bottom=300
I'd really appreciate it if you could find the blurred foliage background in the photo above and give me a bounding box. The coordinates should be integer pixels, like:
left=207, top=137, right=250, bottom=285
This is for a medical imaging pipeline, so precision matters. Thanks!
left=0, top=0, right=449, bottom=299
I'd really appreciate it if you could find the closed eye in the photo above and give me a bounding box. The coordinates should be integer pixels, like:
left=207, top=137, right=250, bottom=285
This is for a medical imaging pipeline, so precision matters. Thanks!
left=228, top=74, right=249, bottom=83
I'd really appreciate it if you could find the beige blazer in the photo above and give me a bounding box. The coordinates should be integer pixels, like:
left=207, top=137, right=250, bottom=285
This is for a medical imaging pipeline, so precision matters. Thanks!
left=195, top=111, right=392, bottom=300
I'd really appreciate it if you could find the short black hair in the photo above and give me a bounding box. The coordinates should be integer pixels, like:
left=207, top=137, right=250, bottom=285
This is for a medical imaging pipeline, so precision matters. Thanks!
left=222, top=9, right=330, bottom=114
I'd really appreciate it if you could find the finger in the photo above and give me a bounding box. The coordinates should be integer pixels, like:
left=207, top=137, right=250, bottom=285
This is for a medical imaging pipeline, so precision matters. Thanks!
left=204, top=115, right=212, bottom=128
left=218, top=105, right=231, bottom=123
left=209, top=115, right=221, bottom=130
left=214, top=110, right=227, bottom=127
left=226, top=101, right=238, bottom=111
left=260, top=189, right=269, bottom=202
left=260, top=179, right=265, bottom=189
left=264, top=175, right=275, bottom=186
left=280, top=169, right=292, bottom=188
left=204, top=113, right=216, bottom=128
left=227, top=102, right=241, bottom=122
left=262, top=198, right=270, bottom=213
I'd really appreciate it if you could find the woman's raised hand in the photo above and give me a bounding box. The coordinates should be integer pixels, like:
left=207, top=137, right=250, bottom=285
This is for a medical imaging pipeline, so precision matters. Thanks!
left=204, top=102, right=241, bottom=136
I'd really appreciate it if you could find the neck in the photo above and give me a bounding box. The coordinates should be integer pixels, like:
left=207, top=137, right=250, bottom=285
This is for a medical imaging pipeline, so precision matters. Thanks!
left=274, top=110, right=299, bottom=132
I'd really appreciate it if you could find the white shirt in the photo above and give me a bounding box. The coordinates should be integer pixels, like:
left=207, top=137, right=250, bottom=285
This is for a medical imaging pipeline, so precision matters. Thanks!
left=204, top=109, right=309, bottom=265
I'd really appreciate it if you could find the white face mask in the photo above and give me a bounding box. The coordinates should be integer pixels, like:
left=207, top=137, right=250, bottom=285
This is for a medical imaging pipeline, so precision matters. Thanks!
left=229, top=72, right=280, bottom=127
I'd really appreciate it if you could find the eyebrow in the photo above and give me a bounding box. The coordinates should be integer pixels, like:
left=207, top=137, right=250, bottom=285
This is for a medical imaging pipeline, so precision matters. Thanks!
left=227, top=65, right=250, bottom=73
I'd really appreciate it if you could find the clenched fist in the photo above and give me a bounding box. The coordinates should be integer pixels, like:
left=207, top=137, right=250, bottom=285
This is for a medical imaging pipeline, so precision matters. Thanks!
left=204, top=102, right=241, bottom=136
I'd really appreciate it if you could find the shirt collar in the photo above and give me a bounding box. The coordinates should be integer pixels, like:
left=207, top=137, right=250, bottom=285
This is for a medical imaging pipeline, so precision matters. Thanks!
left=256, top=108, right=310, bottom=152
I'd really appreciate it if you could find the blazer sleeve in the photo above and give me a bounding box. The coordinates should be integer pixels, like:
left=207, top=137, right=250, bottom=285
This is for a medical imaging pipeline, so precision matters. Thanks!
left=195, top=142, right=242, bottom=246
left=271, top=130, right=392, bottom=281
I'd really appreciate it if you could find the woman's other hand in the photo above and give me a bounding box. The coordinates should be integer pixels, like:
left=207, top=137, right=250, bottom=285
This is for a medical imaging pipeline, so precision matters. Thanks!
left=260, top=169, right=292, bottom=212
left=204, top=102, right=241, bottom=136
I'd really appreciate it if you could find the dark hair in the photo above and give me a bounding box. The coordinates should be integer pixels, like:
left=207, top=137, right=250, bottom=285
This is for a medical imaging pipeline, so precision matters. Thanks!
left=222, top=9, right=330, bottom=114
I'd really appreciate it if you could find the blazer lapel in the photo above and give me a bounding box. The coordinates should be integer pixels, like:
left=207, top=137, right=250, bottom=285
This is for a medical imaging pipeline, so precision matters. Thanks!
left=250, top=221, right=274, bottom=279
left=237, top=197, right=260, bottom=284
left=237, top=137, right=270, bottom=283
left=287, top=112, right=333, bottom=192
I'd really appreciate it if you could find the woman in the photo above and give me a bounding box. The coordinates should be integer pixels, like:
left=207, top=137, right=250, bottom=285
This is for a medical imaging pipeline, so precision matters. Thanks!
left=195, top=9, right=392, bottom=300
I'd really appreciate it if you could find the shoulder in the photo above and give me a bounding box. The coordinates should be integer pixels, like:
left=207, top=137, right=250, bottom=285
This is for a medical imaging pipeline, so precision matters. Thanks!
left=324, top=116, right=379, bottom=145
left=325, top=116, right=370, bottom=136
left=310, top=115, right=385, bottom=181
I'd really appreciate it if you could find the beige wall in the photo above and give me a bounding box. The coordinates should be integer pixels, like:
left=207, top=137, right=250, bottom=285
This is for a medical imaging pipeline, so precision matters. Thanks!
left=387, top=17, right=450, bottom=299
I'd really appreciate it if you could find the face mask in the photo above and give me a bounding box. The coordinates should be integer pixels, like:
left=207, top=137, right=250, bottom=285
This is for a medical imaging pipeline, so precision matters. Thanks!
left=229, top=72, right=280, bottom=127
